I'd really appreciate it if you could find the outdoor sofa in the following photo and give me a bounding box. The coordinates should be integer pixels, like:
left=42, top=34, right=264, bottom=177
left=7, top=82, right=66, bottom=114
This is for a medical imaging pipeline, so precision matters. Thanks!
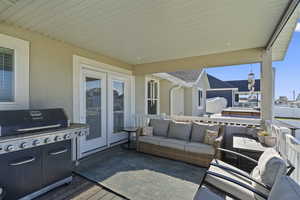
left=136, top=119, right=224, bottom=167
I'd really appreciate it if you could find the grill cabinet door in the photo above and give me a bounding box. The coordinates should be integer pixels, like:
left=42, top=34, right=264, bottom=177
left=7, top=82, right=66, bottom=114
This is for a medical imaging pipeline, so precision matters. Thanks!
left=0, top=147, right=43, bottom=200
left=42, top=140, right=73, bottom=186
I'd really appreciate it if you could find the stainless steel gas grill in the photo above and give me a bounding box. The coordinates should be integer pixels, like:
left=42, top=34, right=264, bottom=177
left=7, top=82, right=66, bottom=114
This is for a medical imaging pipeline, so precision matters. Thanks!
left=0, top=109, right=88, bottom=200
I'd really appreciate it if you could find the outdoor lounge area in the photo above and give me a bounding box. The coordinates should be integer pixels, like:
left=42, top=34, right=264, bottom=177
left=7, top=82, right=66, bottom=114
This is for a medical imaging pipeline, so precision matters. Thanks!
left=0, top=0, right=300, bottom=200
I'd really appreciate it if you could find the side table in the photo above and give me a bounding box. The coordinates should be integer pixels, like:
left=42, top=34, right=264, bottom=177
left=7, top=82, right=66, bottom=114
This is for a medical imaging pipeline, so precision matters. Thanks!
left=122, top=127, right=138, bottom=150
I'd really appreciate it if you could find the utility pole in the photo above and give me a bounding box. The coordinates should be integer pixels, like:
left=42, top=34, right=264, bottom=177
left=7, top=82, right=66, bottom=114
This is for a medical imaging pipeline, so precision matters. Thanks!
left=293, top=90, right=296, bottom=101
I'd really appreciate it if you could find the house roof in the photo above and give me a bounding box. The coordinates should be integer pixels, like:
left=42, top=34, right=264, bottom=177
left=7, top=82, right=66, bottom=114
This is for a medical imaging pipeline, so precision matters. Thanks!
left=226, top=80, right=260, bottom=92
left=167, top=70, right=202, bottom=83
left=207, top=73, right=261, bottom=92
left=207, top=74, right=235, bottom=89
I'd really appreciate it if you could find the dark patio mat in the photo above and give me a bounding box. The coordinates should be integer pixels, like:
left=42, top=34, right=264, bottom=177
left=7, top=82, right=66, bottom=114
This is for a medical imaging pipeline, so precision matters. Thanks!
left=75, top=147, right=206, bottom=200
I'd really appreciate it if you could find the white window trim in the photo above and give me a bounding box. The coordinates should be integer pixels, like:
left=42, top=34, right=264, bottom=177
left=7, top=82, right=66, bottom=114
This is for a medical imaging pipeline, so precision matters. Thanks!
left=145, top=77, right=160, bottom=115
left=0, top=34, right=29, bottom=110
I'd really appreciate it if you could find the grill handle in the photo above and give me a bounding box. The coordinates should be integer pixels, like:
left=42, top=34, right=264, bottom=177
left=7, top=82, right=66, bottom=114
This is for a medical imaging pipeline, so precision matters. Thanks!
left=9, top=157, right=36, bottom=166
left=49, top=149, right=68, bottom=156
left=16, top=124, right=61, bottom=132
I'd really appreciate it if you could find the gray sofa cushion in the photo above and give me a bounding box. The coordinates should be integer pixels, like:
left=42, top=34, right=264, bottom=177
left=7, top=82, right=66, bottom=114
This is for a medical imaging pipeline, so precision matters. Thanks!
left=191, top=122, right=219, bottom=143
left=168, top=121, right=192, bottom=141
left=256, top=148, right=287, bottom=187
left=184, top=142, right=215, bottom=155
left=149, top=119, right=170, bottom=137
left=139, top=136, right=166, bottom=145
left=268, top=176, right=300, bottom=200
left=159, top=138, right=187, bottom=151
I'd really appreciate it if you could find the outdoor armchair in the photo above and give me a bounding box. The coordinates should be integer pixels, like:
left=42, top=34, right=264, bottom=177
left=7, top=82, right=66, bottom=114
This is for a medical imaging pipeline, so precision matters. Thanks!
left=203, top=148, right=293, bottom=200
left=194, top=175, right=300, bottom=200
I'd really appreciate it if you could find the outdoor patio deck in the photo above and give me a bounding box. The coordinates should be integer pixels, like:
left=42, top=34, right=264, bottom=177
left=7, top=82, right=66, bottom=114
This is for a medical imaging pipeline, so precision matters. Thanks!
left=35, top=175, right=126, bottom=200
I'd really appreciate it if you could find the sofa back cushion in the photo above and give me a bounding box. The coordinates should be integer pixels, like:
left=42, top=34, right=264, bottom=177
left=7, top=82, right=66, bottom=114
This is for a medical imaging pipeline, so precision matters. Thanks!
left=268, top=176, right=300, bottom=200
left=191, top=122, right=219, bottom=143
left=168, top=121, right=192, bottom=141
left=256, top=148, right=287, bottom=187
left=149, top=119, right=170, bottom=137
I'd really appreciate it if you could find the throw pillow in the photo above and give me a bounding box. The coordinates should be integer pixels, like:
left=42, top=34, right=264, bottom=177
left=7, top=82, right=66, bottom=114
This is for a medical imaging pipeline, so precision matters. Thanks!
left=141, top=127, right=153, bottom=136
left=204, top=129, right=218, bottom=145
left=191, top=122, right=219, bottom=143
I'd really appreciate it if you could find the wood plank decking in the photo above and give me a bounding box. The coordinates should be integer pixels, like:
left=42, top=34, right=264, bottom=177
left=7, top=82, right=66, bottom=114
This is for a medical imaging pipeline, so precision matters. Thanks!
left=35, top=175, right=126, bottom=200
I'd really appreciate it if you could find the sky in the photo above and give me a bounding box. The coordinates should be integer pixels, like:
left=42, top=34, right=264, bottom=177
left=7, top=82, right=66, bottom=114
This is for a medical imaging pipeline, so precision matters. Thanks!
left=206, top=20, right=300, bottom=100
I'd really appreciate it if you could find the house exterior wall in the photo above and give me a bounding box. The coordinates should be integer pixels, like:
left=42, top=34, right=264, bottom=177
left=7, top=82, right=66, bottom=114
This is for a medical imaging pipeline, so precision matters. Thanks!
left=159, top=79, right=173, bottom=115
left=0, top=23, right=132, bottom=119
left=184, top=88, right=193, bottom=116
left=135, top=75, right=146, bottom=115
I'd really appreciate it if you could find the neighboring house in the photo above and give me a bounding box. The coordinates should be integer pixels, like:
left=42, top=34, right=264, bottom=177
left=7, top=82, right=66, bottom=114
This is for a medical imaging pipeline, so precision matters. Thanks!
left=135, top=69, right=209, bottom=117
left=135, top=70, right=261, bottom=118
left=206, top=74, right=261, bottom=108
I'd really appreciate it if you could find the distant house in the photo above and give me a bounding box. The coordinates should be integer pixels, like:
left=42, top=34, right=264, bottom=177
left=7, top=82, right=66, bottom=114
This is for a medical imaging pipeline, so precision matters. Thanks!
left=206, top=74, right=261, bottom=107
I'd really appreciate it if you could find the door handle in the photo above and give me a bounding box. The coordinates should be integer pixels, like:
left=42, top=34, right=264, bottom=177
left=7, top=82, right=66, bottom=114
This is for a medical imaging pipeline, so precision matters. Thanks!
left=9, top=157, right=36, bottom=166
left=49, top=149, right=68, bottom=156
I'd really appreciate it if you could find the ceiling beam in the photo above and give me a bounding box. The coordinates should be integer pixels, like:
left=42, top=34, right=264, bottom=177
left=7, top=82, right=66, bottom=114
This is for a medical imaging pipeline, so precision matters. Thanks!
left=266, top=0, right=300, bottom=50
left=133, top=48, right=264, bottom=75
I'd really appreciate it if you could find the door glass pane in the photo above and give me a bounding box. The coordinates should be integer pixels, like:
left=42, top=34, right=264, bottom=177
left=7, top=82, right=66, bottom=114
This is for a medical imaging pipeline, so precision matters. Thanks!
left=148, top=100, right=157, bottom=115
left=86, top=77, right=101, bottom=140
left=0, top=47, right=14, bottom=102
left=113, top=81, right=125, bottom=133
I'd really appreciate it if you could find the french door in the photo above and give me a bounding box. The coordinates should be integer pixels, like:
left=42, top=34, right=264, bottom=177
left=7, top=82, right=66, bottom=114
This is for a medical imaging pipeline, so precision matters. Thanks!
left=79, top=69, right=107, bottom=155
left=107, top=75, right=130, bottom=143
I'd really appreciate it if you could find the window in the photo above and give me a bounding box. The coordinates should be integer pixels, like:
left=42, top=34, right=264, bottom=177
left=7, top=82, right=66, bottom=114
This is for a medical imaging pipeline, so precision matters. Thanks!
left=146, top=79, right=159, bottom=115
left=0, top=47, right=14, bottom=102
left=113, top=80, right=125, bottom=133
left=0, top=34, right=29, bottom=110
left=198, top=89, right=203, bottom=107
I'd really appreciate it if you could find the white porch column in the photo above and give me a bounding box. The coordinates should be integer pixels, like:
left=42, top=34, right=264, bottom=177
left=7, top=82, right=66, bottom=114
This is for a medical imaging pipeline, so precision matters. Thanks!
left=260, top=49, right=274, bottom=123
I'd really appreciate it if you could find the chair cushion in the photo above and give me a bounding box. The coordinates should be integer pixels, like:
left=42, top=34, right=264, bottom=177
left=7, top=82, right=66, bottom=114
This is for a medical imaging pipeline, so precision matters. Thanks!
left=168, top=121, right=192, bottom=141
left=139, top=136, right=166, bottom=145
left=204, top=129, right=219, bottom=145
left=193, top=187, right=223, bottom=200
left=191, top=122, right=219, bottom=143
left=268, top=176, right=300, bottom=200
left=184, top=142, right=215, bottom=155
left=149, top=119, right=170, bottom=137
left=257, top=148, right=287, bottom=187
left=206, top=159, right=269, bottom=200
left=159, top=138, right=187, bottom=150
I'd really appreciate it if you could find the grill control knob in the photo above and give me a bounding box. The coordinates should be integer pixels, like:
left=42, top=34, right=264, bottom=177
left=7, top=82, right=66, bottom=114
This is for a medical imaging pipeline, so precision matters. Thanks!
left=79, top=131, right=84, bottom=136
left=44, top=138, right=51, bottom=144
left=6, top=145, right=14, bottom=152
left=55, top=136, right=63, bottom=141
left=20, top=142, right=28, bottom=149
left=33, top=140, right=40, bottom=146
left=64, top=134, right=71, bottom=140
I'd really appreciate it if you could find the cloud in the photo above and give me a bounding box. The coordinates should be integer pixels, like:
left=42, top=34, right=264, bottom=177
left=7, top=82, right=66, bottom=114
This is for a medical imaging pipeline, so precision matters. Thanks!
left=296, top=23, right=300, bottom=32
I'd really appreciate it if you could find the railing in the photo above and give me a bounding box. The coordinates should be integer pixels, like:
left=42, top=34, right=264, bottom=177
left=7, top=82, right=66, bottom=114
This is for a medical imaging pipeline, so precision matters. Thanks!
left=267, top=120, right=300, bottom=184
left=132, top=114, right=261, bottom=128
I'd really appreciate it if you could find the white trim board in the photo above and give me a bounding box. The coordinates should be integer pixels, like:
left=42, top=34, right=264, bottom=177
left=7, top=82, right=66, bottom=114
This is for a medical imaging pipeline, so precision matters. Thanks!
left=0, top=33, right=29, bottom=110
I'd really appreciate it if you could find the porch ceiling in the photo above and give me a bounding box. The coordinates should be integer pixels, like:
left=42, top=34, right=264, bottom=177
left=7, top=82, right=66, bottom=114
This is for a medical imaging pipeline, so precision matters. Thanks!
left=0, top=0, right=297, bottom=67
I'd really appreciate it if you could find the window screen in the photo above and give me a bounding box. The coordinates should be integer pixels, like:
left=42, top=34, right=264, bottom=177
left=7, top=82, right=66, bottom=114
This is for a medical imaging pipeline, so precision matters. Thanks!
left=0, top=47, right=14, bottom=102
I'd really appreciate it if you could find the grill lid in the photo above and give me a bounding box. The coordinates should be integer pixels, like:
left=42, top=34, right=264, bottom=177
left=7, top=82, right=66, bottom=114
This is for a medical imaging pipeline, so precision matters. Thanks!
left=0, top=108, right=69, bottom=137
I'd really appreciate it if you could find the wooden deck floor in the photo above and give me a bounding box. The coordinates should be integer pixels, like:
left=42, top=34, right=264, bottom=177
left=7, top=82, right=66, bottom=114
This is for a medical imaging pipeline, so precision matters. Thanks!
left=35, top=175, right=126, bottom=200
